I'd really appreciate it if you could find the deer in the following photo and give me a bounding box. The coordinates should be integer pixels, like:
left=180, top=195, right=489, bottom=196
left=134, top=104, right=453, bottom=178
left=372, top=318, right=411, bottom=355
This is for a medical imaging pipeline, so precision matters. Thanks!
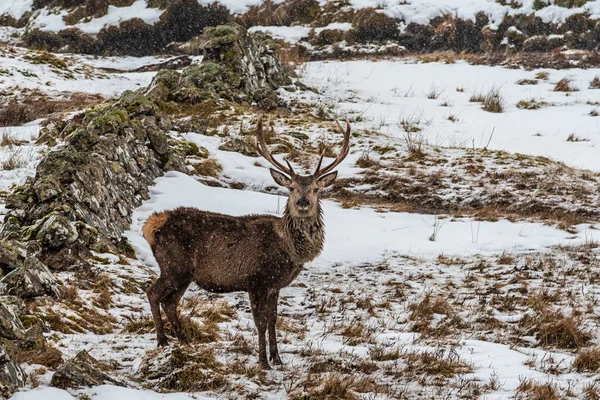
left=142, top=115, right=350, bottom=369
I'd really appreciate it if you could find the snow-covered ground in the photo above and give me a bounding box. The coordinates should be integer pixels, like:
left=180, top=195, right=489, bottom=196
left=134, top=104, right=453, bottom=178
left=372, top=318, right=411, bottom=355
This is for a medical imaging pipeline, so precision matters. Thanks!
left=3, top=50, right=600, bottom=399
left=291, top=59, right=600, bottom=171
left=9, top=0, right=600, bottom=36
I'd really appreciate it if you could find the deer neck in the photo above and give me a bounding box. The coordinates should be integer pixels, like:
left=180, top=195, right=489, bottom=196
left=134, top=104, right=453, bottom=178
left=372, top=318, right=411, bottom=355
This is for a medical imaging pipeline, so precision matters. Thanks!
left=278, top=202, right=324, bottom=264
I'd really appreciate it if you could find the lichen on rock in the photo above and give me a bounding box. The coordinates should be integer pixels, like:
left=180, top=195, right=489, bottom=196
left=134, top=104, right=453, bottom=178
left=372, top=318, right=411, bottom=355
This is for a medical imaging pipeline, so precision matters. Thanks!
left=147, top=23, right=293, bottom=110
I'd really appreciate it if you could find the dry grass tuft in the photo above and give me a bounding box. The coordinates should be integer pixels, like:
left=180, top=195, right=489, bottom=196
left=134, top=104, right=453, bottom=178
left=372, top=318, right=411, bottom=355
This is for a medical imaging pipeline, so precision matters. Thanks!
left=554, top=77, right=578, bottom=92
left=482, top=88, right=504, bottom=113
left=520, top=309, right=591, bottom=349
left=403, top=350, right=473, bottom=378
left=515, top=378, right=561, bottom=400
left=194, top=158, right=223, bottom=177
left=123, top=313, right=154, bottom=334
left=573, top=347, right=600, bottom=372
left=535, top=71, right=549, bottom=80
left=566, top=133, right=589, bottom=142
left=590, top=76, right=600, bottom=89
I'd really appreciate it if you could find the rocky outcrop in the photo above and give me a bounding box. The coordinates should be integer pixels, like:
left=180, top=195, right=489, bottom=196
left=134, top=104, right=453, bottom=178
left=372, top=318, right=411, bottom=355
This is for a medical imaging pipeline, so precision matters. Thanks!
left=0, top=343, right=26, bottom=398
left=50, top=350, right=123, bottom=389
left=146, top=23, right=293, bottom=110
left=0, top=257, right=59, bottom=298
left=0, top=296, right=27, bottom=340
left=1, top=90, right=186, bottom=268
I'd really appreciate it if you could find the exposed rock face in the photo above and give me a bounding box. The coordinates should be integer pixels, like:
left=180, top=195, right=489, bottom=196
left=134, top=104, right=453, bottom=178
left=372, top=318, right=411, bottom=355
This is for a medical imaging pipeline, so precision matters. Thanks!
left=0, top=257, right=59, bottom=298
left=1, top=91, right=186, bottom=267
left=0, top=296, right=27, bottom=341
left=146, top=23, right=293, bottom=110
left=50, top=350, right=124, bottom=389
left=0, top=343, right=26, bottom=398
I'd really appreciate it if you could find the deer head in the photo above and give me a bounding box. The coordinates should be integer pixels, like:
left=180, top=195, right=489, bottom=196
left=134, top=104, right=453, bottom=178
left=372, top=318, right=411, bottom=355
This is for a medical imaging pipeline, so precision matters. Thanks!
left=256, top=115, right=350, bottom=219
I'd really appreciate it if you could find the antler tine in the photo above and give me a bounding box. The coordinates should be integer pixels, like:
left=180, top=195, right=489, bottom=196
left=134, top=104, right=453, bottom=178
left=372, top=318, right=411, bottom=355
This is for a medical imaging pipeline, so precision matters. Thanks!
left=313, top=118, right=351, bottom=177
left=255, top=114, right=295, bottom=176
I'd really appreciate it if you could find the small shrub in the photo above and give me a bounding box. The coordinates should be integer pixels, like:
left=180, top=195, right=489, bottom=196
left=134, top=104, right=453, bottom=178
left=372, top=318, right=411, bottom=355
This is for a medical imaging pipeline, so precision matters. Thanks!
left=312, top=29, right=344, bottom=46
left=482, top=88, right=504, bottom=113
left=573, top=347, right=600, bottom=372
left=554, top=77, right=578, bottom=92
left=566, top=133, right=589, bottom=142
left=346, top=8, right=398, bottom=43
left=590, top=76, right=600, bottom=89
left=521, top=309, right=591, bottom=349
left=194, top=158, right=223, bottom=177
left=516, top=99, right=548, bottom=109
left=403, top=350, right=473, bottom=378
left=535, top=71, right=549, bottom=80
left=517, top=78, right=538, bottom=85
left=515, top=379, right=561, bottom=400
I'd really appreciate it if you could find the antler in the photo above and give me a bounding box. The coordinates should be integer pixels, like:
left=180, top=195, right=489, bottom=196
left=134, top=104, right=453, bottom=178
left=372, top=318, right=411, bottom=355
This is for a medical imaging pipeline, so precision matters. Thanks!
left=255, top=114, right=295, bottom=177
left=313, top=118, right=351, bottom=177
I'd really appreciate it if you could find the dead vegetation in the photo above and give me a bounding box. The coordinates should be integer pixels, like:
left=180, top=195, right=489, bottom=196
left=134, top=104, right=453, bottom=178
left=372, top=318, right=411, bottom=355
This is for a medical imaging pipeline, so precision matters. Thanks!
left=0, top=90, right=104, bottom=127
left=553, top=77, right=578, bottom=92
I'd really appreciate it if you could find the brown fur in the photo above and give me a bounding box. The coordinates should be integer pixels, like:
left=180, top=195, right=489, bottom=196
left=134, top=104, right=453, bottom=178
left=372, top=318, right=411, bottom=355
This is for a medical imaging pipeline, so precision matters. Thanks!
left=144, top=116, right=350, bottom=369
left=142, top=212, right=169, bottom=247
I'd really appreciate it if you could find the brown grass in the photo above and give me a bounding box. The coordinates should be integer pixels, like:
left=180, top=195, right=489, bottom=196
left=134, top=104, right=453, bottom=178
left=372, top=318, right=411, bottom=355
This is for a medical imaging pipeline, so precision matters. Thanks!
left=0, top=91, right=104, bottom=127
left=482, top=88, right=504, bottom=113
left=573, top=347, right=600, bottom=372
left=194, top=158, right=223, bottom=177
left=590, top=76, right=600, bottom=89
left=520, top=309, right=591, bottom=349
left=515, top=379, right=561, bottom=400
left=535, top=71, right=550, bottom=80
left=403, top=350, right=473, bottom=378
left=554, top=77, right=578, bottom=92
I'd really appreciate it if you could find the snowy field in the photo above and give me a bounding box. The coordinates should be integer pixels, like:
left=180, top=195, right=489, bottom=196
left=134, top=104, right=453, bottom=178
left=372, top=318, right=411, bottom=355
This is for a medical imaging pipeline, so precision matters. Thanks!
left=4, top=0, right=600, bottom=35
left=2, top=50, right=600, bottom=399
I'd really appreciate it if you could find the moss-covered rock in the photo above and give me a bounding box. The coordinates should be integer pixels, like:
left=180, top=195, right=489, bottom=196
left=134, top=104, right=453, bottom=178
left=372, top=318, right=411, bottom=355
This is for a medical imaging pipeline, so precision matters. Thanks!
left=50, top=350, right=124, bottom=389
left=219, top=138, right=259, bottom=157
left=0, top=343, right=26, bottom=398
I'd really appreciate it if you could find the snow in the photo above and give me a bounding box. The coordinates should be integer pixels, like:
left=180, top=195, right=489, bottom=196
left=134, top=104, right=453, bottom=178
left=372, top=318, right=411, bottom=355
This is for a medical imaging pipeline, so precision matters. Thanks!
left=11, top=385, right=212, bottom=400
left=0, top=0, right=34, bottom=19
left=293, top=59, right=600, bottom=172
left=128, top=171, right=598, bottom=270
left=32, top=0, right=163, bottom=34
left=0, top=49, right=156, bottom=97
left=249, top=22, right=352, bottom=43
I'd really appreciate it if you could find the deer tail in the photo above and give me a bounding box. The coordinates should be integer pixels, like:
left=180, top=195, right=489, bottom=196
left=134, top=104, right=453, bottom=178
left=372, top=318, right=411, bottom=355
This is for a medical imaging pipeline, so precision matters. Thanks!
left=142, top=212, right=169, bottom=247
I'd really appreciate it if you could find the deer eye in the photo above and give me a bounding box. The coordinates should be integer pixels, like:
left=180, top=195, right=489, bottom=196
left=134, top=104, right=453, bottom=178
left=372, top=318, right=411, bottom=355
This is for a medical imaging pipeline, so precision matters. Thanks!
left=289, top=187, right=295, bottom=192
left=313, top=188, right=319, bottom=193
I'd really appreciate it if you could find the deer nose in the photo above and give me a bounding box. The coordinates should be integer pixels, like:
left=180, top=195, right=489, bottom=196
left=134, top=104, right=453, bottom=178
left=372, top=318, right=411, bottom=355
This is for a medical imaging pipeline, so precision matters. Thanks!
left=296, top=198, right=310, bottom=208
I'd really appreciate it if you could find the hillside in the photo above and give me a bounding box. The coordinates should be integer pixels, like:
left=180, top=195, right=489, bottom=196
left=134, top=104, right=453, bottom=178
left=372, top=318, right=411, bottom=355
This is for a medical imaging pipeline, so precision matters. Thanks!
left=0, top=2, right=599, bottom=400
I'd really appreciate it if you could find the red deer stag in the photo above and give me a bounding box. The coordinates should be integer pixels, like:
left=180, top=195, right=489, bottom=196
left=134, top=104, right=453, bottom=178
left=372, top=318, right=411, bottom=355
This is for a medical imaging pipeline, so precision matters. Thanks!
left=142, top=115, right=350, bottom=369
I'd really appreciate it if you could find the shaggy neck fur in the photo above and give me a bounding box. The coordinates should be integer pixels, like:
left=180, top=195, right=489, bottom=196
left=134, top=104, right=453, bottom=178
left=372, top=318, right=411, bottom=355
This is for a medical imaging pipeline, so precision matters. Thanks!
left=278, top=201, right=325, bottom=264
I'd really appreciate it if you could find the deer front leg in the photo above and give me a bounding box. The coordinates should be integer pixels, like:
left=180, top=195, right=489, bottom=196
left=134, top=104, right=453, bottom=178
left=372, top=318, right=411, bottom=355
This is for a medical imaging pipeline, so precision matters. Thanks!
left=267, top=290, right=282, bottom=365
left=249, top=290, right=270, bottom=369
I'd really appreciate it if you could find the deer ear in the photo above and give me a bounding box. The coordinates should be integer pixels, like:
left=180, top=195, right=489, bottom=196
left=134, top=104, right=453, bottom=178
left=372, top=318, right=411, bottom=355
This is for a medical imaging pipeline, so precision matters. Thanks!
left=317, top=171, right=338, bottom=188
left=270, top=169, right=292, bottom=187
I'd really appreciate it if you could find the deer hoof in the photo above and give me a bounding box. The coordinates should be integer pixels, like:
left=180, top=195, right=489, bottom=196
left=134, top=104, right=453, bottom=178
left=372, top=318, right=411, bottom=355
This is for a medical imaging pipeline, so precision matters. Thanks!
left=271, top=355, right=283, bottom=365
left=259, top=360, right=271, bottom=370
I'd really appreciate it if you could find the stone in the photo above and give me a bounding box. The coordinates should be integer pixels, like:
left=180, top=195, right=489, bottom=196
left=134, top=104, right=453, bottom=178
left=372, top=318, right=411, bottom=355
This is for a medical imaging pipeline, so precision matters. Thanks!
left=0, top=257, right=60, bottom=298
left=219, top=138, right=258, bottom=157
left=0, top=242, right=21, bottom=275
left=0, top=296, right=27, bottom=340
left=36, top=214, right=79, bottom=249
left=50, top=350, right=124, bottom=389
left=0, top=343, right=26, bottom=398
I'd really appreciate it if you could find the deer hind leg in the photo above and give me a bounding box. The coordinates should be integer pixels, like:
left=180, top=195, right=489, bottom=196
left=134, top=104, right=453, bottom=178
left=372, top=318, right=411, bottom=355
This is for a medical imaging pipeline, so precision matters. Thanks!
left=146, top=275, right=178, bottom=347
left=267, top=290, right=282, bottom=365
left=161, top=280, right=191, bottom=345
left=249, top=290, right=270, bottom=369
